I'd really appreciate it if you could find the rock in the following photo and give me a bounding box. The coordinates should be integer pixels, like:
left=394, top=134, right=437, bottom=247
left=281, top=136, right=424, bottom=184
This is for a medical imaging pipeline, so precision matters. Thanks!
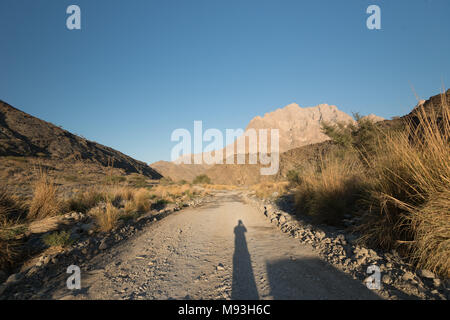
left=402, top=271, right=415, bottom=281
left=6, top=273, right=23, bottom=284
left=80, top=223, right=94, bottom=233
left=315, top=231, right=326, bottom=240
left=358, top=247, right=369, bottom=257
left=99, top=239, right=108, bottom=250
left=216, top=263, right=225, bottom=271
left=419, top=269, right=435, bottom=279
left=382, top=275, right=392, bottom=285
left=432, top=278, right=441, bottom=287
left=336, top=234, right=347, bottom=245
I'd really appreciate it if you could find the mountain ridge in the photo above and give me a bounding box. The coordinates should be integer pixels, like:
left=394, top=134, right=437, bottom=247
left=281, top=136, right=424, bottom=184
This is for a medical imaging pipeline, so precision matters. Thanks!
left=0, top=100, right=162, bottom=179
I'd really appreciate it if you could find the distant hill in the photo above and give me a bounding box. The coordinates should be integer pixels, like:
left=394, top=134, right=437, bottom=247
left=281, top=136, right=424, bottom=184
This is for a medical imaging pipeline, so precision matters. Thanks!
left=0, top=100, right=162, bottom=179
left=151, top=161, right=210, bottom=182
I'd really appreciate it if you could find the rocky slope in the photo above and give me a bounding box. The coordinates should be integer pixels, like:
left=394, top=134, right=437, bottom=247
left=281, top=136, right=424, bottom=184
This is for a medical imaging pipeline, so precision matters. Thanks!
left=0, top=100, right=162, bottom=178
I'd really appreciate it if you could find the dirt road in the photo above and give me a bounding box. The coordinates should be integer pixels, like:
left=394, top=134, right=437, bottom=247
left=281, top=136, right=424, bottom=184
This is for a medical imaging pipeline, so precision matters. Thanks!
left=52, top=191, right=380, bottom=300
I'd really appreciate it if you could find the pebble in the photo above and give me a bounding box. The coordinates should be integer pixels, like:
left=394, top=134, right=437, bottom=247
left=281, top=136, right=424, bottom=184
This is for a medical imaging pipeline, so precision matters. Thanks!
left=216, top=263, right=225, bottom=271
left=419, top=269, right=435, bottom=279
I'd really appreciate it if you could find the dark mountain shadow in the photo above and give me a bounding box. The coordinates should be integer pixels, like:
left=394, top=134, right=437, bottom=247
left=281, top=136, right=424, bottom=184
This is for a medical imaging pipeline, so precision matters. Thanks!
left=266, top=257, right=384, bottom=300
left=231, top=220, right=259, bottom=300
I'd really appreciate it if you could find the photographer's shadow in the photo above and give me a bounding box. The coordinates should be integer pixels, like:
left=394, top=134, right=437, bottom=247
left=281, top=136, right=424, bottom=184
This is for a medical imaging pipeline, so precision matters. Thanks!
left=231, top=220, right=259, bottom=300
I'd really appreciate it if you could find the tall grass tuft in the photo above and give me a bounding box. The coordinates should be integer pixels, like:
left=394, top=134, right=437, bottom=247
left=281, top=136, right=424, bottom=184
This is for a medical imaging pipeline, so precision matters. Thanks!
left=294, top=155, right=368, bottom=225
left=251, top=181, right=289, bottom=199
left=0, top=188, right=26, bottom=224
left=359, top=92, right=449, bottom=277
left=91, top=201, right=121, bottom=233
left=28, top=172, right=61, bottom=220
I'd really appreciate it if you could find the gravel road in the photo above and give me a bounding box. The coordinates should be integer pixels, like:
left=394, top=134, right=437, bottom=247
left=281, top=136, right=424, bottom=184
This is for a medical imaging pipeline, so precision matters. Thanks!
left=51, top=191, right=380, bottom=300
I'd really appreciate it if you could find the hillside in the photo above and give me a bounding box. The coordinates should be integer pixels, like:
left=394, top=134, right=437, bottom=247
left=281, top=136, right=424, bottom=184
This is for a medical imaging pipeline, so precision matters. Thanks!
left=151, top=161, right=210, bottom=182
left=0, top=100, right=162, bottom=179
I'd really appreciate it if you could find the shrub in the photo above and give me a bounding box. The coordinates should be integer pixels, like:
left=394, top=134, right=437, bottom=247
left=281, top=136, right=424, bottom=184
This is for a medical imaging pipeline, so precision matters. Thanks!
left=251, top=181, right=289, bottom=199
left=193, top=174, right=211, bottom=184
left=42, top=231, right=74, bottom=247
left=160, top=177, right=174, bottom=186
left=28, top=173, right=61, bottom=220
left=133, top=188, right=151, bottom=213
left=91, top=202, right=121, bottom=232
left=294, top=156, right=368, bottom=225
left=127, top=174, right=150, bottom=188
left=0, top=188, right=26, bottom=224
left=151, top=199, right=168, bottom=211
left=286, top=170, right=302, bottom=186
left=64, top=189, right=104, bottom=213
left=104, top=175, right=126, bottom=185
left=321, top=113, right=380, bottom=158
left=359, top=94, right=449, bottom=277
left=0, top=236, right=21, bottom=270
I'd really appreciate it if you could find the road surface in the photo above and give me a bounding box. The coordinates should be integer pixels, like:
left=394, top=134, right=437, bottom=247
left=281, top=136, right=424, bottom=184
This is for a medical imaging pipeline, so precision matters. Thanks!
left=53, top=191, right=380, bottom=300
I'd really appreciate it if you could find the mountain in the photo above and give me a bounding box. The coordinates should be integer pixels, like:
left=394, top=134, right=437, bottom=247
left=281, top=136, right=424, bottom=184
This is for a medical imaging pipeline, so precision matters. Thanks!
left=0, top=100, right=162, bottom=179
left=203, top=91, right=448, bottom=185
left=154, top=102, right=373, bottom=182
left=242, top=103, right=355, bottom=153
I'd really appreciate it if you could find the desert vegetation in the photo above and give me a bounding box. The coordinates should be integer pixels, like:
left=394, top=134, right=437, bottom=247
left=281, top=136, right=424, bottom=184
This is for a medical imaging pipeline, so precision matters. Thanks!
left=0, top=170, right=211, bottom=271
left=276, top=93, right=449, bottom=277
left=250, top=181, right=289, bottom=199
left=193, top=174, right=212, bottom=184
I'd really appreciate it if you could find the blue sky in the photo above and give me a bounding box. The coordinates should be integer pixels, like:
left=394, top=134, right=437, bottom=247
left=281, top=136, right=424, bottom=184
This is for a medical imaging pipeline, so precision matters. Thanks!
left=0, top=0, right=449, bottom=163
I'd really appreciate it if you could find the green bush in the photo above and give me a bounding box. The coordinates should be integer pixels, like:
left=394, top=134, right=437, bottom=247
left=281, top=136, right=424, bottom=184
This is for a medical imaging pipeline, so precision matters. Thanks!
left=42, top=231, right=74, bottom=247
left=193, top=174, right=211, bottom=184
left=104, top=175, right=126, bottom=184
left=286, top=170, right=302, bottom=185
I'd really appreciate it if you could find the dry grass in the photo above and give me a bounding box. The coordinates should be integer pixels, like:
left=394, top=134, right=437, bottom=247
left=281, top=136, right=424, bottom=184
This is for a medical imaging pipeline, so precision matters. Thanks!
left=64, top=189, right=104, bottom=213
left=293, top=155, right=368, bottom=225
left=359, top=93, right=450, bottom=276
left=27, top=172, right=61, bottom=220
left=132, top=188, right=152, bottom=213
left=203, top=184, right=238, bottom=191
left=0, top=234, right=21, bottom=270
left=0, top=189, right=26, bottom=270
left=250, top=181, right=289, bottom=199
left=91, top=201, right=121, bottom=233
left=84, top=184, right=206, bottom=231
left=0, top=187, right=26, bottom=224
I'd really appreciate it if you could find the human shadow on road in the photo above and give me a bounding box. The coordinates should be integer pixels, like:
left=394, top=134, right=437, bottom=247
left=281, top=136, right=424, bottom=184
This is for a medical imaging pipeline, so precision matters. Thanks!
left=231, top=220, right=259, bottom=300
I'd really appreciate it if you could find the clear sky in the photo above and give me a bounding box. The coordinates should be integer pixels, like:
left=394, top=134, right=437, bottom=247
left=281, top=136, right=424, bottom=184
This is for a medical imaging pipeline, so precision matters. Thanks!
left=1, top=0, right=449, bottom=163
